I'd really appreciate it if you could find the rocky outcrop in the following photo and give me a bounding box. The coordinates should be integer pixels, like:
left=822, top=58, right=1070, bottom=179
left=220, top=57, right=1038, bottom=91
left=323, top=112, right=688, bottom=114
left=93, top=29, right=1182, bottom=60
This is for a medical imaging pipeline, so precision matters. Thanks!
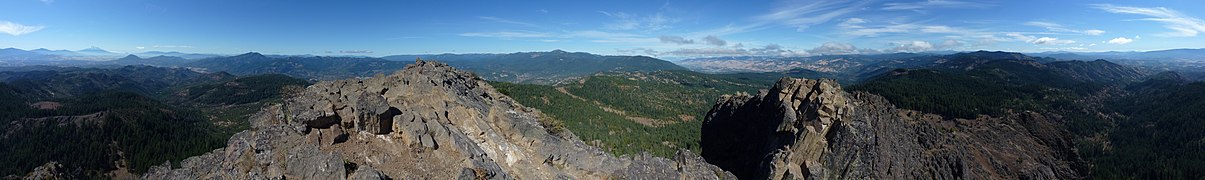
left=142, top=60, right=734, bottom=179
left=8, top=162, right=75, bottom=180
left=701, top=77, right=1082, bottom=179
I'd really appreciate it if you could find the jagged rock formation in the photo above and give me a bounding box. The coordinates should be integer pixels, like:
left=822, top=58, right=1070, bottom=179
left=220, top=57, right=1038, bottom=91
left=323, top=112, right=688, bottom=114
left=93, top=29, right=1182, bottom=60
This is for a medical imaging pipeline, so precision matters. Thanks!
left=5, top=162, right=75, bottom=180
left=701, top=77, right=1082, bottom=179
left=141, top=60, right=734, bottom=179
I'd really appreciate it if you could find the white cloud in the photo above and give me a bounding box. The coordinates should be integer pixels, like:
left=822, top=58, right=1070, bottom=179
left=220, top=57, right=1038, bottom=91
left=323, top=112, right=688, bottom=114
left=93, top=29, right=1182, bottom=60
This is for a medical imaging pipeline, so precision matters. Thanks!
left=462, top=30, right=658, bottom=43
left=750, top=43, right=809, bottom=56
left=688, top=24, right=766, bottom=37
left=1006, top=32, right=1036, bottom=41
left=888, top=41, right=935, bottom=52
left=569, top=30, right=658, bottom=43
left=339, top=50, right=373, bottom=54
left=153, top=45, right=193, bottom=48
left=833, top=17, right=992, bottom=38
left=940, top=39, right=964, bottom=48
left=0, top=21, right=45, bottom=36
left=1031, top=37, right=1076, bottom=45
left=650, top=43, right=809, bottom=57
left=1107, top=37, right=1134, bottom=44
left=687, top=1, right=866, bottom=36
left=458, top=31, right=552, bottom=38
left=702, top=35, right=727, bottom=46
left=616, top=48, right=661, bottom=56
left=1006, top=33, right=1076, bottom=45
left=1092, top=4, right=1205, bottom=37
left=1082, top=30, right=1106, bottom=35
left=844, top=23, right=917, bottom=37
left=837, top=18, right=867, bottom=29
left=756, top=0, right=866, bottom=31
left=478, top=16, right=538, bottom=27
left=598, top=11, right=677, bottom=32
left=40, top=0, right=53, bottom=5
left=839, top=21, right=982, bottom=37
left=883, top=0, right=992, bottom=11
left=664, top=48, right=749, bottom=56
left=1023, top=21, right=1106, bottom=35
left=809, top=42, right=876, bottom=55
left=659, top=35, right=695, bottom=45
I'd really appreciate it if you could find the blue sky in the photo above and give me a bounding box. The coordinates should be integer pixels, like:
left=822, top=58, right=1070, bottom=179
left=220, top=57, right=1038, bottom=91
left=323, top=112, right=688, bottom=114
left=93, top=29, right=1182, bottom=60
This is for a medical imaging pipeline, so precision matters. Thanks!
left=1, top=0, right=1204, bottom=57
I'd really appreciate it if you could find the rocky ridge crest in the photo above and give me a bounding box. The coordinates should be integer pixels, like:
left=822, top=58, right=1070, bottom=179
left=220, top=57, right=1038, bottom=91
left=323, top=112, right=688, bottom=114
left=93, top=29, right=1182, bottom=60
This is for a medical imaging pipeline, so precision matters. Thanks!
left=141, top=60, right=734, bottom=179
left=701, top=77, right=1081, bottom=179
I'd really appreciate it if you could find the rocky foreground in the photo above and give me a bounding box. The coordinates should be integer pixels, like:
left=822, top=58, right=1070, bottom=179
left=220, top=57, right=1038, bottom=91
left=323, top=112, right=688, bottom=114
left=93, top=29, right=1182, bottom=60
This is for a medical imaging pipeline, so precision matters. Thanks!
left=140, top=60, right=734, bottom=179
left=701, top=77, right=1084, bottom=179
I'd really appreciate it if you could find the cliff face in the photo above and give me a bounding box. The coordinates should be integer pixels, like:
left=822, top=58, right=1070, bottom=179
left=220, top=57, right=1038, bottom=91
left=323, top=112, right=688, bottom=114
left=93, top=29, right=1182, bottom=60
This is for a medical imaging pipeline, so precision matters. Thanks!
left=701, top=77, right=1082, bottom=179
left=141, top=60, right=734, bottom=179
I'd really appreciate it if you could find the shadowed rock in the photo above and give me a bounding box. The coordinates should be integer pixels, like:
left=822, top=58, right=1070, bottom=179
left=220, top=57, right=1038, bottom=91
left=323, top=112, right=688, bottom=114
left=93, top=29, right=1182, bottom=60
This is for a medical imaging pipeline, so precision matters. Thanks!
left=702, top=77, right=1082, bottom=179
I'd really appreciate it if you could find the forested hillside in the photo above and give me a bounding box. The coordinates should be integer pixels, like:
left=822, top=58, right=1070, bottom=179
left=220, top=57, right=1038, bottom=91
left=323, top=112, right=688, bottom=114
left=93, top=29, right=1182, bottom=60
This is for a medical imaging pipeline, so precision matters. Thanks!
left=491, top=70, right=817, bottom=157
left=847, top=55, right=1199, bottom=179
left=0, top=66, right=308, bottom=177
left=186, top=52, right=407, bottom=80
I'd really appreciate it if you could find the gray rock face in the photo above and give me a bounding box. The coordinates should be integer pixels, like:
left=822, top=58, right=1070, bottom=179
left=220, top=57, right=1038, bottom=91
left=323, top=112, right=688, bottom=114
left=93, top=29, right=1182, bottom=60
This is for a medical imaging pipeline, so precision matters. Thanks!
left=701, top=77, right=1083, bottom=179
left=142, top=60, right=734, bottom=179
left=15, top=162, right=74, bottom=180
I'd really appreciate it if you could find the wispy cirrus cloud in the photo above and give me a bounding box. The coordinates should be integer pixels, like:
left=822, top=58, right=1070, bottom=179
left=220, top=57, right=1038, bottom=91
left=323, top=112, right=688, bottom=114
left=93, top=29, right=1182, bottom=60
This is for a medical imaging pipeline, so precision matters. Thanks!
left=478, top=16, right=539, bottom=27
left=623, top=43, right=810, bottom=57
left=758, top=0, right=867, bottom=31
left=1092, top=4, right=1205, bottom=37
left=1023, top=21, right=1106, bottom=35
left=656, top=35, right=730, bottom=47
left=153, top=45, right=194, bottom=48
left=572, top=30, right=659, bottom=43
left=598, top=11, right=677, bottom=32
left=1006, top=33, right=1076, bottom=45
left=882, top=0, right=993, bottom=11
left=0, top=21, right=45, bottom=36
left=836, top=18, right=985, bottom=37
left=459, top=30, right=656, bottom=43
left=338, top=50, right=373, bottom=54
left=690, top=0, right=867, bottom=37
left=458, top=31, right=553, bottom=38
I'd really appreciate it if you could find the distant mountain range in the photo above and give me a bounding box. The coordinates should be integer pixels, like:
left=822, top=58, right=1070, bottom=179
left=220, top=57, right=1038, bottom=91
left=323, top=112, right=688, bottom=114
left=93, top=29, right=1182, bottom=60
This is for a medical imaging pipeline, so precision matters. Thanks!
left=383, top=50, right=688, bottom=84
left=1027, top=48, right=1205, bottom=73
left=676, top=49, right=1205, bottom=82
left=2, top=48, right=690, bottom=84
left=183, top=52, right=409, bottom=80
left=4, top=47, right=1203, bottom=83
left=0, top=47, right=220, bottom=65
